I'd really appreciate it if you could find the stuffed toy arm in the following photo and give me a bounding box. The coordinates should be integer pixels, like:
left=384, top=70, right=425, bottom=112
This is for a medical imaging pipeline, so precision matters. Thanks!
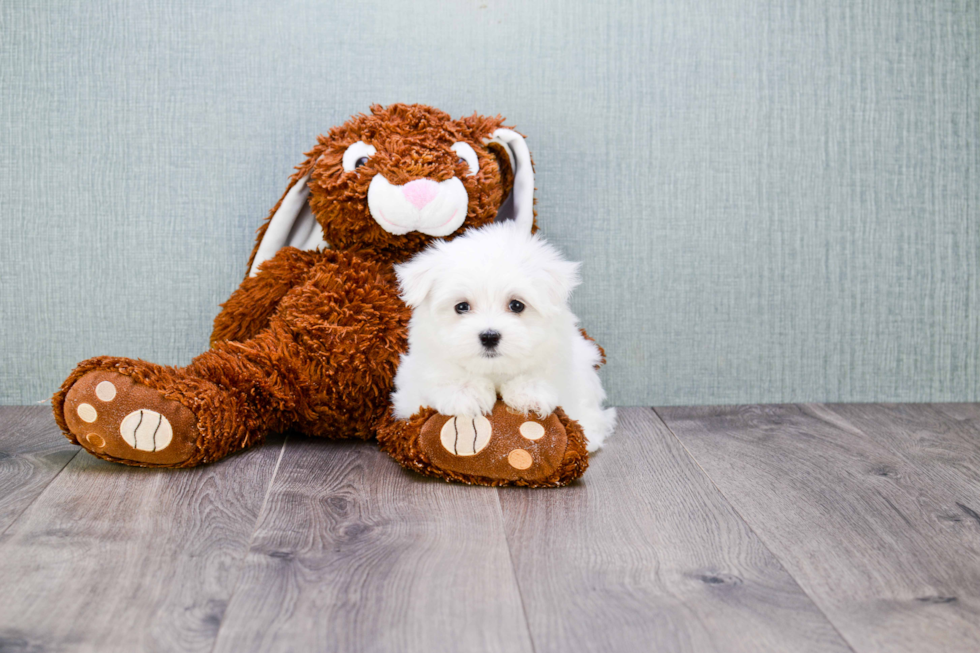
left=210, top=247, right=322, bottom=345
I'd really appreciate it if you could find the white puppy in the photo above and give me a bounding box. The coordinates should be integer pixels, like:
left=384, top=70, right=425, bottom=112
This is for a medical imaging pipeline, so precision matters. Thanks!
left=391, top=221, right=617, bottom=451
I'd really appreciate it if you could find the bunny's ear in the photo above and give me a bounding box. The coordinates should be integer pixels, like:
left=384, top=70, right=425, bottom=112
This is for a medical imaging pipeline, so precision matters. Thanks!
left=245, top=154, right=328, bottom=279
left=485, top=128, right=534, bottom=233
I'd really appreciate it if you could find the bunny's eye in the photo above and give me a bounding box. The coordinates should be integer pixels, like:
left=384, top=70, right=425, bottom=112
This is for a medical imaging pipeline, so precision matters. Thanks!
left=455, top=302, right=470, bottom=314
left=342, top=141, right=377, bottom=172
left=451, top=142, right=479, bottom=176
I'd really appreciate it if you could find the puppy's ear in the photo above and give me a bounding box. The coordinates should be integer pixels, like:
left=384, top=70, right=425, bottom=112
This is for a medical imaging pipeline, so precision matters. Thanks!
left=396, top=248, right=442, bottom=308
left=528, top=247, right=581, bottom=317
left=534, top=257, right=581, bottom=315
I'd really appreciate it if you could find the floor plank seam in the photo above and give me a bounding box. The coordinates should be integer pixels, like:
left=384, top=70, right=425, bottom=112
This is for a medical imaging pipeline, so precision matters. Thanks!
left=207, top=436, right=289, bottom=653
left=0, top=447, right=81, bottom=540
left=648, top=406, right=862, bottom=653
left=494, top=489, right=538, bottom=653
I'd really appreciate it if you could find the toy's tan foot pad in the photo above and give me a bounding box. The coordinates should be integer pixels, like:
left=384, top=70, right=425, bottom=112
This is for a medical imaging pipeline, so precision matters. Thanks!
left=63, top=371, right=199, bottom=465
left=419, top=401, right=568, bottom=482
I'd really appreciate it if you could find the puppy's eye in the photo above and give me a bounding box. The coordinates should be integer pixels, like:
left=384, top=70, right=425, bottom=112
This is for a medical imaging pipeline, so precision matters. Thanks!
left=455, top=302, right=470, bottom=314
left=342, top=141, right=377, bottom=172
left=509, top=300, right=525, bottom=313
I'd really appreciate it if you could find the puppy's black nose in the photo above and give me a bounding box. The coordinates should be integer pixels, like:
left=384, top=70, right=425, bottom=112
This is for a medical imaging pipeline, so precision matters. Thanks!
left=479, top=330, right=501, bottom=349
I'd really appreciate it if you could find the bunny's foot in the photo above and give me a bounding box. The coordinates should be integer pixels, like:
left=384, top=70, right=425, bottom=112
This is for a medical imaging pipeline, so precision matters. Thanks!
left=53, top=357, right=259, bottom=468
left=377, top=400, right=589, bottom=487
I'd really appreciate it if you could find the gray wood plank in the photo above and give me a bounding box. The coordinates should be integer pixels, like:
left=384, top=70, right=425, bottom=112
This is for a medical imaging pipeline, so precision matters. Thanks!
left=0, top=432, right=283, bottom=653
left=0, top=406, right=78, bottom=535
left=212, top=437, right=534, bottom=653
left=498, top=407, right=853, bottom=653
left=817, top=403, right=980, bottom=513
left=657, top=404, right=980, bottom=653
left=930, top=403, right=980, bottom=426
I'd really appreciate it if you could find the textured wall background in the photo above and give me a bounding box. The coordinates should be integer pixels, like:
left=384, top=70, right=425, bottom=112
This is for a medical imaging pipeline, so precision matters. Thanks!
left=1, top=0, right=978, bottom=406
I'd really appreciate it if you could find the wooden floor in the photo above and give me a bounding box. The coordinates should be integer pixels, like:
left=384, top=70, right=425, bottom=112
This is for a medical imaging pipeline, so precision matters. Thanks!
left=1, top=405, right=979, bottom=652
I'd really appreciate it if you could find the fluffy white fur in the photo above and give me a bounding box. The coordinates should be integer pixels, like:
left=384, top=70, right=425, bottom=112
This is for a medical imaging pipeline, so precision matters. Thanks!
left=392, top=221, right=617, bottom=451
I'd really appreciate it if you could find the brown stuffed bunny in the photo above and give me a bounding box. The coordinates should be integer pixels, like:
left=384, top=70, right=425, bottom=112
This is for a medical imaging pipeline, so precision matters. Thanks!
left=53, top=104, right=592, bottom=487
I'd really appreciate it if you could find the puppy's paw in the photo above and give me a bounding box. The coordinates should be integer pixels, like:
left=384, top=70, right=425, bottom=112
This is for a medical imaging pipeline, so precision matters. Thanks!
left=501, top=377, right=559, bottom=419
left=432, top=378, right=497, bottom=418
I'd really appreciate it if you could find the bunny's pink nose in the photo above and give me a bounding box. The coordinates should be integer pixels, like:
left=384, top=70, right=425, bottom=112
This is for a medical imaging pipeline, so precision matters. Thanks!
left=402, top=179, right=439, bottom=209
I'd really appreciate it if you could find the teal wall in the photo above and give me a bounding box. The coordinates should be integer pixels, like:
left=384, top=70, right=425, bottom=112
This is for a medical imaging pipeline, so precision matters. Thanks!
left=1, top=0, right=978, bottom=405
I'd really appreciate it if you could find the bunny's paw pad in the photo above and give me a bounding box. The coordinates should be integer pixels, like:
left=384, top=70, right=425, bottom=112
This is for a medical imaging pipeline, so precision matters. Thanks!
left=63, top=371, right=199, bottom=465
left=419, top=401, right=569, bottom=483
